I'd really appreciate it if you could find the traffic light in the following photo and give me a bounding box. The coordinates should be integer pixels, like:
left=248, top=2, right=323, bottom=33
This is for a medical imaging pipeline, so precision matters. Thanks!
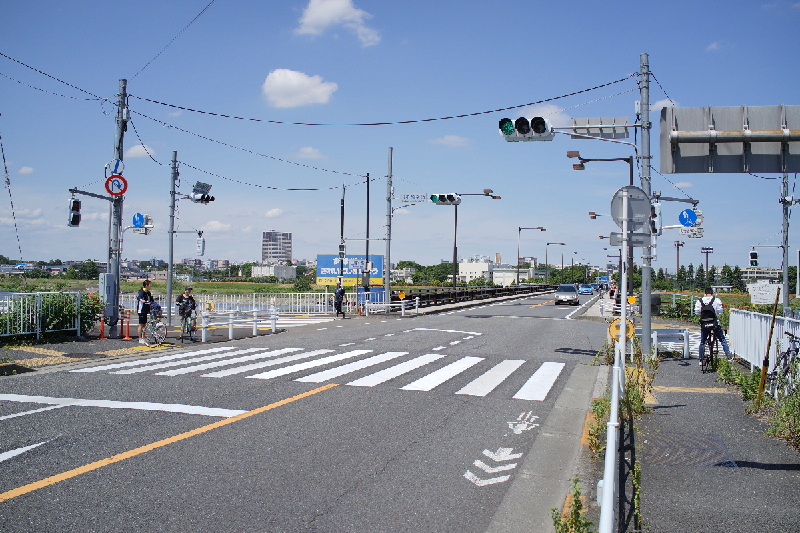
left=430, top=194, right=462, bottom=205
left=749, top=250, right=758, bottom=267
left=498, top=116, right=555, bottom=142
left=68, top=198, right=81, bottom=227
left=196, top=237, right=206, bottom=256
left=338, top=244, right=346, bottom=259
left=649, top=202, right=662, bottom=235
left=190, top=193, right=215, bottom=204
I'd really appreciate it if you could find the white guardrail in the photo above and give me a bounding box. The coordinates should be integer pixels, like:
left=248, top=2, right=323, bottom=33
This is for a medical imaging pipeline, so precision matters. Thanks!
left=199, top=308, right=279, bottom=342
left=119, top=292, right=336, bottom=316
left=729, top=308, right=800, bottom=371
left=364, top=297, right=419, bottom=316
left=0, top=292, right=81, bottom=339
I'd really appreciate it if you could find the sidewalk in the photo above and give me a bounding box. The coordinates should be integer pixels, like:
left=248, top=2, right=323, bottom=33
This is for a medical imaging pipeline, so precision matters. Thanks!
left=639, top=357, right=800, bottom=532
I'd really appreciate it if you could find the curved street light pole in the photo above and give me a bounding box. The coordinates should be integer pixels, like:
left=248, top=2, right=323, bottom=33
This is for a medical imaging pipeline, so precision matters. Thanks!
left=545, top=242, right=565, bottom=284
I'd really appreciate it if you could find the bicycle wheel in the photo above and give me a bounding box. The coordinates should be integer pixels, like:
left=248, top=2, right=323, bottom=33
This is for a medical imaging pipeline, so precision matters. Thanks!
left=180, top=317, right=189, bottom=343
left=701, top=333, right=713, bottom=374
left=145, top=320, right=166, bottom=346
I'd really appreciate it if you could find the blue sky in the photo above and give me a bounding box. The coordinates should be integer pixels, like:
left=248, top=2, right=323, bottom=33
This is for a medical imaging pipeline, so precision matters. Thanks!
left=1, top=0, right=799, bottom=273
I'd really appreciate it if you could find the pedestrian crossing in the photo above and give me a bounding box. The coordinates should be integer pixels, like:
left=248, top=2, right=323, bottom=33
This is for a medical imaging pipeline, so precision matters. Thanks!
left=71, top=346, right=566, bottom=401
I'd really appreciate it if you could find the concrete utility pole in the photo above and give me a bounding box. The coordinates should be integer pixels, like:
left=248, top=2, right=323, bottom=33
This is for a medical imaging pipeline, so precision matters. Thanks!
left=384, top=148, right=393, bottom=307
left=639, top=53, right=653, bottom=356
left=782, top=172, right=790, bottom=308
left=107, top=79, right=128, bottom=337
left=166, top=151, right=178, bottom=326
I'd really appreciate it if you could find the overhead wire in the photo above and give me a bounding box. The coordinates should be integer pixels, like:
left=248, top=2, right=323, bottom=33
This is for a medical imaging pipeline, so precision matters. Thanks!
left=0, top=129, right=23, bottom=260
left=130, top=0, right=218, bottom=80
left=127, top=73, right=638, bottom=126
left=0, top=51, right=104, bottom=99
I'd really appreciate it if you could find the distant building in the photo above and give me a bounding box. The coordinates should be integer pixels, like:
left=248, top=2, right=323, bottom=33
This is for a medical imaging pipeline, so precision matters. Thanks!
left=251, top=264, right=296, bottom=280
left=206, top=259, right=230, bottom=270
left=262, top=229, right=292, bottom=264
left=182, top=258, right=203, bottom=267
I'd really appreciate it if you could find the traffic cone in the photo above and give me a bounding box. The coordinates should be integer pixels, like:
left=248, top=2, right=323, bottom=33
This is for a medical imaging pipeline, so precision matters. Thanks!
left=122, top=309, right=132, bottom=340
left=99, top=310, right=106, bottom=340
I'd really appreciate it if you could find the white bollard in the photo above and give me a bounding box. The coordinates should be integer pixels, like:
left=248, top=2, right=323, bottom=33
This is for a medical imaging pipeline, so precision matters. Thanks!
left=253, top=310, right=259, bottom=336
left=270, top=305, right=277, bottom=333
left=415, top=297, right=419, bottom=315
left=228, top=311, right=235, bottom=340
left=201, top=312, right=208, bottom=342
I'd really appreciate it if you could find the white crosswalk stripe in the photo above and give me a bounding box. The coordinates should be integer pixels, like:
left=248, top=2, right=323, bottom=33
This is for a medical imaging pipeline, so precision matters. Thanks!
left=70, top=347, right=567, bottom=401
left=267, top=316, right=337, bottom=328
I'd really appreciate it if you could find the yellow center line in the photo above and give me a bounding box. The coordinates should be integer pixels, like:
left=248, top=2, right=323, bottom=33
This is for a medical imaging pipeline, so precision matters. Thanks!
left=0, top=384, right=338, bottom=503
left=529, top=299, right=555, bottom=308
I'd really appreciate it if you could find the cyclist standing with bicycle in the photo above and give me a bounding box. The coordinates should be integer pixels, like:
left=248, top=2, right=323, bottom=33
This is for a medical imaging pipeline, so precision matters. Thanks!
left=137, top=280, right=154, bottom=345
left=175, top=286, right=197, bottom=334
left=695, top=287, right=733, bottom=363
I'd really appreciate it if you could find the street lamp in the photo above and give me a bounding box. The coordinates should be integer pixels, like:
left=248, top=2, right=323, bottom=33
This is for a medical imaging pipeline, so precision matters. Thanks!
left=567, top=151, right=634, bottom=186
left=517, top=226, right=546, bottom=285
left=450, top=190, right=502, bottom=292
left=545, top=242, right=565, bottom=284
left=674, top=241, right=685, bottom=290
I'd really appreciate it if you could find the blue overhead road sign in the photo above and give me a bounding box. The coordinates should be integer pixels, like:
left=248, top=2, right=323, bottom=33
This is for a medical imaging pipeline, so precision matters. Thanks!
left=678, top=209, right=697, bottom=227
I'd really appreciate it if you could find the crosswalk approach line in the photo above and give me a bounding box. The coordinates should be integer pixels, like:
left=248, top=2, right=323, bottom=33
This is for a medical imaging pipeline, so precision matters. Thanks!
left=245, top=350, right=374, bottom=380
left=111, top=347, right=280, bottom=375
left=154, top=348, right=304, bottom=376
left=512, top=362, right=565, bottom=401
left=70, top=347, right=237, bottom=373
left=456, top=360, right=526, bottom=397
left=347, top=353, right=446, bottom=387
left=295, top=352, right=409, bottom=383
left=401, top=356, right=484, bottom=391
left=202, top=349, right=338, bottom=378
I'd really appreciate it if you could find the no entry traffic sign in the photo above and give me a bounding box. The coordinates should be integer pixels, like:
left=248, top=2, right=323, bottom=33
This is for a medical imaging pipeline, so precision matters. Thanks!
left=105, top=174, right=128, bottom=196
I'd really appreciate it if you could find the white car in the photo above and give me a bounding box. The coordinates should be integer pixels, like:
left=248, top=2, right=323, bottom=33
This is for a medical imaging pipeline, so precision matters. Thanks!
left=554, top=284, right=580, bottom=305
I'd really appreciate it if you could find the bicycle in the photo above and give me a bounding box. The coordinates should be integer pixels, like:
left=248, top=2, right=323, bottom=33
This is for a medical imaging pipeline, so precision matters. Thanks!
left=767, top=331, right=800, bottom=399
left=701, top=327, right=719, bottom=374
left=143, top=302, right=167, bottom=347
left=178, top=311, right=196, bottom=343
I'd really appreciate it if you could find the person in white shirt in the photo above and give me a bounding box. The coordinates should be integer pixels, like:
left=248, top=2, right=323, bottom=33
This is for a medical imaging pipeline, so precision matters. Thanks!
left=694, top=287, right=733, bottom=362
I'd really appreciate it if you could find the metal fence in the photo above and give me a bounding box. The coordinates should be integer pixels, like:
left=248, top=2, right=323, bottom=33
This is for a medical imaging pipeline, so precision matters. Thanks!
left=120, top=292, right=334, bottom=316
left=729, top=308, right=800, bottom=370
left=0, top=292, right=81, bottom=339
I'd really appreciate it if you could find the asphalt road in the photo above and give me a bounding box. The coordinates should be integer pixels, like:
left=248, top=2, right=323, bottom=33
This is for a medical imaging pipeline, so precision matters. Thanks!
left=0, top=292, right=607, bottom=532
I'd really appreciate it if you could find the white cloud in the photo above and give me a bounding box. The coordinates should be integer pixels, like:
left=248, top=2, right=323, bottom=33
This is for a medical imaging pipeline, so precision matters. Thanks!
left=674, top=182, right=693, bottom=188
left=202, top=220, right=232, bottom=231
left=18, top=166, right=33, bottom=174
left=706, top=41, right=721, bottom=51
left=295, top=0, right=380, bottom=47
left=651, top=99, right=679, bottom=113
left=265, top=208, right=283, bottom=218
left=261, top=69, right=338, bottom=108
left=520, top=104, right=572, bottom=127
left=124, top=144, right=155, bottom=158
left=429, top=135, right=471, bottom=147
left=293, top=146, right=324, bottom=159
left=167, top=110, right=183, bottom=117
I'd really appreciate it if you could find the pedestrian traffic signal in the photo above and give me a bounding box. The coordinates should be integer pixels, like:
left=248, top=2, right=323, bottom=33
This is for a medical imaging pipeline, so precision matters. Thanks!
left=68, top=198, right=81, bottom=227
left=498, top=116, right=555, bottom=142
left=430, top=194, right=461, bottom=205
left=190, top=193, right=215, bottom=204
left=749, top=250, right=758, bottom=267
left=196, top=237, right=206, bottom=256
left=649, top=202, right=662, bottom=235
left=338, top=244, right=346, bottom=259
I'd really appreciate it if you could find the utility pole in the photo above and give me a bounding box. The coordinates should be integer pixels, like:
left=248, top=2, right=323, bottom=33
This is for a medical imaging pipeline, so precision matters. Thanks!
left=384, top=148, right=393, bottom=307
left=340, top=184, right=346, bottom=281
left=675, top=241, right=685, bottom=290
left=365, top=173, right=370, bottom=293
left=639, top=53, right=653, bottom=356
left=166, top=151, right=178, bottom=326
left=701, top=247, right=713, bottom=287
left=107, top=79, right=128, bottom=337
left=782, top=172, right=790, bottom=308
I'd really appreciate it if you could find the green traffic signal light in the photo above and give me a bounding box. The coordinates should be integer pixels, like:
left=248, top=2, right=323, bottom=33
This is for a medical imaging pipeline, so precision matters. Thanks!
left=499, top=118, right=514, bottom=136
left=430, top=194, right=439, bottom=203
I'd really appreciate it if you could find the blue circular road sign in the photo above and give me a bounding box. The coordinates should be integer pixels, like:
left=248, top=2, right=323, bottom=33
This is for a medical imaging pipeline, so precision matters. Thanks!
left=132, top=213, right=145, bottom=228
left=678, top=209, right=697, bottom=227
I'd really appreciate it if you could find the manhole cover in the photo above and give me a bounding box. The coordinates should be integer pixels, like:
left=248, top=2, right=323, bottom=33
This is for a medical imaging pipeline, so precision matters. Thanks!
left=643, top=431, right=737, bottom=468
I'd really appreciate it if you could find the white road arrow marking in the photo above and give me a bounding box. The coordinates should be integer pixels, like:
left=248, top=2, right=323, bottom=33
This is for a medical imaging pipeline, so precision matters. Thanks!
left=473, top=459, right=517, bottom=473
left=483, top=447, right=523, bottom=462
left=463, top=470, right=511, bottom=486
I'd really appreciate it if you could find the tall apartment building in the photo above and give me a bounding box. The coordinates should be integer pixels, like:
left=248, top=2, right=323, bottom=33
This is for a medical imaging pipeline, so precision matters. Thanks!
left=261, top=229, right=292, bottom=264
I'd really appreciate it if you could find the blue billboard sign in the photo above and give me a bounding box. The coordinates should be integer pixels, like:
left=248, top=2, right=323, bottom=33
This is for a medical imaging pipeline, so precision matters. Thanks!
left=316, top=254, right=384, bottom=286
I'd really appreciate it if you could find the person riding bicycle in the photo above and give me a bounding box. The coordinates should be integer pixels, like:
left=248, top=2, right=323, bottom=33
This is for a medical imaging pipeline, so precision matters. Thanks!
left=175, top=286, right=197, bottom=332
left=694, top=287, right=733, bottom=363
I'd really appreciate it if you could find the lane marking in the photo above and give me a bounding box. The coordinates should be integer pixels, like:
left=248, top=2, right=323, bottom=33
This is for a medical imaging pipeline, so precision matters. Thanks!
left=463, top=470, right=510, bottom=486
left=71, top=347, right=237, bottom=373
left=529, top=300, right=555, bottom=308
left=296, top=352, right=408, bottom=383
left=154, top=348, right=303, bottom=377
left=246, top=350, right=372, bottom=380
left=401, top=356, right=484, bottom=391
left=347, top=353, right=446, bottom=387
left=0, top=384, right=337, bottom=503
left=0, top=394, right=247, bottom=418
left=0, top=437, right=58, bottom=463
left=202, top=349, right=335, bottom=378
left=411, top=327, right=483, bottom=336
left=513, top=362, right=565, bottom=401
left=0, top=405, right=67, bottom=421
left=113, top=347, right=278, bottom=375
left=456, top=360, right=525, bottom=397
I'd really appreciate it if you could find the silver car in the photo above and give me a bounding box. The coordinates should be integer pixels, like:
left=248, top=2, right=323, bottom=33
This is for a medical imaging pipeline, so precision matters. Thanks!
left=554, top=284, right=580, bottom=305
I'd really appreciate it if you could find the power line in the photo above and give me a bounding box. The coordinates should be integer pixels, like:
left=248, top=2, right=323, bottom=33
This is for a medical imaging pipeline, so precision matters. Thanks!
left=0, top=51, right=104, bottom=99
left=0, top=129, right=23, bottom=260
left=131, top=0, right=218, bottom=80
left=0, top=71, right=105, bottom=101
left=128, top=73, right=638, bottom=126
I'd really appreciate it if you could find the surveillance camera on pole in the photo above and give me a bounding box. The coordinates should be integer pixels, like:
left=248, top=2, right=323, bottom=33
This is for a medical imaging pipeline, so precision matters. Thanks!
left=498, top=116, right=555, bottom=142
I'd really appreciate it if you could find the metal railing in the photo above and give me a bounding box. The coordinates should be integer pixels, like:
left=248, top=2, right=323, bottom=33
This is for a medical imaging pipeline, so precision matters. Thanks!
left=199, top=308, right=279, bottom=342
left=729, top=308, right=800, bottom=371
left=0, top=292, right=81, bottom=339
left=120, top=292, right=332, bottom=316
